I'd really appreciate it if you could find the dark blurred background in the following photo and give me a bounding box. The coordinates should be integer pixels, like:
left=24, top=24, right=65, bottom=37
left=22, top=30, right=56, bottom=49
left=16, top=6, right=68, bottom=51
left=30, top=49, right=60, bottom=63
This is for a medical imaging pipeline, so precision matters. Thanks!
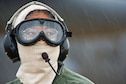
left=0, top=0, right=126, bottom=84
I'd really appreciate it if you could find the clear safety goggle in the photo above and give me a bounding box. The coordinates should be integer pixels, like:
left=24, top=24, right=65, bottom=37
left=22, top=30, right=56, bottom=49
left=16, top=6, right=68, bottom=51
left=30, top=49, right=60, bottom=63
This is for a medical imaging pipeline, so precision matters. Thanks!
left=12, top=18, right=68, bottom=46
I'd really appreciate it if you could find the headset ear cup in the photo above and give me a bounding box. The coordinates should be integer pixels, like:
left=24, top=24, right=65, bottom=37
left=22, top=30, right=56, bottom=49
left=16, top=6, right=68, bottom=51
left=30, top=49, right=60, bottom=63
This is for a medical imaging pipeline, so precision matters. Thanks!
left=59, top=39, right=70, bottom=62
left=3, top=32, right=20, bottom=63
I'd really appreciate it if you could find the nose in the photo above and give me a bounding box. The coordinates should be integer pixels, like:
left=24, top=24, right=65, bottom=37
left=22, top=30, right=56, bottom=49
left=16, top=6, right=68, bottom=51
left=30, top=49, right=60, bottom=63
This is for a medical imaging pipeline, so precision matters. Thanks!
left=38, top=38, right=45, bottom=42
left=37, top=39, right=45, bottom=44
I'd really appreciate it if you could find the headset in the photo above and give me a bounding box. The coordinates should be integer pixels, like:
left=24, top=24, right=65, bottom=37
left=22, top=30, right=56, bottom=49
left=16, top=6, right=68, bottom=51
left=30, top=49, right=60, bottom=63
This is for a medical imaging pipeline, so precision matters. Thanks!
left=3, top=1, right=72, bottom=63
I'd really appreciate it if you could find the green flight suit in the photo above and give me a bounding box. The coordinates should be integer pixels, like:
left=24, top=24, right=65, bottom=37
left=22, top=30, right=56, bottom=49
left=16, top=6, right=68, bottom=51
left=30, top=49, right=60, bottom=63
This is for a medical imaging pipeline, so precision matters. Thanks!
left=7, top=67, right=94, bottom=84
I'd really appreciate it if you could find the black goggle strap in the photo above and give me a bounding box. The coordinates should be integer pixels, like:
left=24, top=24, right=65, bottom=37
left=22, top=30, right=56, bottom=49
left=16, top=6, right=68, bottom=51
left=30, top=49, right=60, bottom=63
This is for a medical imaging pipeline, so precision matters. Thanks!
left=66, top=32, right=72, bottom=37
left=11, top=28, right=17, bottom=36
left=5, top=23, right=13, bottom=32
left=61, top=21, right=72, bottom=37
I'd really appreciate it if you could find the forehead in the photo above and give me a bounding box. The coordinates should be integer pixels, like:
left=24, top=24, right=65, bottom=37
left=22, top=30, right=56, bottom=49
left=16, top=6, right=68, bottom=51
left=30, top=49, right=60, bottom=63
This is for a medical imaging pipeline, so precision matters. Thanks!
left=25, top=10, right=54, bottom=19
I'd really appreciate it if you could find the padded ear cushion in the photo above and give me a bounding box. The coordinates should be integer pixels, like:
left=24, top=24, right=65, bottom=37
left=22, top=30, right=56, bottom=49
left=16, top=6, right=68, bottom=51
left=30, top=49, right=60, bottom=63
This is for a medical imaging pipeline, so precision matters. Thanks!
left=59, top=39, right=70, bottom=62
left=3, top=32, right=20, bottom=63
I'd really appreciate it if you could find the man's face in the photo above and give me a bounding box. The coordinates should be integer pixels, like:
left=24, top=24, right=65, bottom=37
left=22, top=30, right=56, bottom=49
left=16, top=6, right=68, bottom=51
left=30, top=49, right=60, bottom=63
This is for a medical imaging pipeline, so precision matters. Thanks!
left=14, top=10, right=65, bottom=46
left=25, top=11, right=53, bottom=42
